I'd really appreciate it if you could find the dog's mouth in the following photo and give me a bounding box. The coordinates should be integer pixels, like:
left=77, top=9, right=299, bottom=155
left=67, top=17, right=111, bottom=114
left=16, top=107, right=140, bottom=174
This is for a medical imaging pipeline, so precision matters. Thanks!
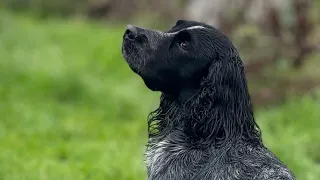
left=121, top=40, right=136, bottom=65
left=121, top=25, right=145, bottom=75
left=122, top=26, right=136, bottom=57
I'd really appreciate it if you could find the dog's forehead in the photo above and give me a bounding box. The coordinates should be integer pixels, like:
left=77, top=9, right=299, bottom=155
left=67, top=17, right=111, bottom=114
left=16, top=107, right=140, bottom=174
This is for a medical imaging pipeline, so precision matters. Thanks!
left=149, top=25, right=206, bottom=38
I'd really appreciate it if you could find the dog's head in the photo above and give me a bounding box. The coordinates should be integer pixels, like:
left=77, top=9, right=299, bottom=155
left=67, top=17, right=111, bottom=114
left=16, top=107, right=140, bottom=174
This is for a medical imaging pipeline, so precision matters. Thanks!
left=122, top=20, right=261, bottom=145
left=122, top=20, right=241, bottom=95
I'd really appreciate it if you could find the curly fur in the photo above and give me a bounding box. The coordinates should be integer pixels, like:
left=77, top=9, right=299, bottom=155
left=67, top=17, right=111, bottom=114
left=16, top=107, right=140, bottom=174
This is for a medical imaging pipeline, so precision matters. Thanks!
left=122, top=20, right=296, bottom=180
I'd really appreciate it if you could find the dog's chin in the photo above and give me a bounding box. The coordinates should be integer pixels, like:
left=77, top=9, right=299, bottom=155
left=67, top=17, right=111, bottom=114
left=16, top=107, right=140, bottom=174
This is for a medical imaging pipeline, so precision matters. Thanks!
left=123, top=54, right=143, bottom=78
left=123, top=56, right=139, bottom=73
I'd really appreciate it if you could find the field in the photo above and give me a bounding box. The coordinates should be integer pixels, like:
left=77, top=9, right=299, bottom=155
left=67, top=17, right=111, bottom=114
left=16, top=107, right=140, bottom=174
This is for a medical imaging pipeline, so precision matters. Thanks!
left=0, top=12, right=319, bottom=180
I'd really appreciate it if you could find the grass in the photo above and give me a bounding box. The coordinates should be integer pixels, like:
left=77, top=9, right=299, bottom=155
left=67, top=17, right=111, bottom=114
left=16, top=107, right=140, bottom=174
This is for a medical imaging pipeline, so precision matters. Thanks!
left=0, top=12, right=319, bottom=180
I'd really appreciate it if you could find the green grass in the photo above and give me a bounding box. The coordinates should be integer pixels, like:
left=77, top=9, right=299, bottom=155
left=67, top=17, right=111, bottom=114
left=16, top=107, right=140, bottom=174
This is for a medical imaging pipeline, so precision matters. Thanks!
left=0, top=12, right=319, bottom=180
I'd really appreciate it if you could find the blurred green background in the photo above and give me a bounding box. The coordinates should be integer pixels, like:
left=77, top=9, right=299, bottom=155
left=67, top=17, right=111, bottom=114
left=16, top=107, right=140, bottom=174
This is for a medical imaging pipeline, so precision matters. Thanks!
left=0, top=0, right=319, bottom=179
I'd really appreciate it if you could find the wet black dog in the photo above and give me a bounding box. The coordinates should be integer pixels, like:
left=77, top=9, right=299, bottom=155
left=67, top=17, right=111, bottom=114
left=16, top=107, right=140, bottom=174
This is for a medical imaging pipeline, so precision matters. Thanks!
left=121, top=20, right=295, bottom=180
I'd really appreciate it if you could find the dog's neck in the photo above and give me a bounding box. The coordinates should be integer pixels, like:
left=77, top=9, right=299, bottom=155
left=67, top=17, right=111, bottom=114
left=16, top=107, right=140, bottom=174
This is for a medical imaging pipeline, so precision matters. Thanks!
left=148, top=72, right=262, bottom=149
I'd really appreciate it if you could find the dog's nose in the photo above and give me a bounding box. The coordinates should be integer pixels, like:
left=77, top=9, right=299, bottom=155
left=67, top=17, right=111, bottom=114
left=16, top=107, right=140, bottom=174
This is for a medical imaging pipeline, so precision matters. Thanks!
left=124, top=25, right=139, bottom=40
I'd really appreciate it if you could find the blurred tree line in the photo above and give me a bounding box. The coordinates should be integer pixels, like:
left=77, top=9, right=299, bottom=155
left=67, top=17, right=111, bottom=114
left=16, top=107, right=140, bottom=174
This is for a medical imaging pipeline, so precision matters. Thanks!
left=0, top=0, right=185, bottom=22
left=1, top=0, right=319, bottom=106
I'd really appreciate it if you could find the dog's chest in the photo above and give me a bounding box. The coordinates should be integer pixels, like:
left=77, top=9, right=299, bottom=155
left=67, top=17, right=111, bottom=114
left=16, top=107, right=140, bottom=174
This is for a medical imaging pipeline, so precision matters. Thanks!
left=145, top=141, right=295, bottom=180
left=145, top=140, right=207, bottom=180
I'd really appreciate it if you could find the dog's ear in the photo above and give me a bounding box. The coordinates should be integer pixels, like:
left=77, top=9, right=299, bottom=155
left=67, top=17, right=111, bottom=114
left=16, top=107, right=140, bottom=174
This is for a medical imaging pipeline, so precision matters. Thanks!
left=193, top=55, right=257, bottom=144
left=201, top=54, right=247, bottom=103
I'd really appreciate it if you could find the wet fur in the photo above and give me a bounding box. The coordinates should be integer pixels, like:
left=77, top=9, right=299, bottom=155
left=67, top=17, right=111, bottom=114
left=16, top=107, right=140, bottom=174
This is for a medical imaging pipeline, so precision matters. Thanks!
left=122, top=20, right=295, bottom=180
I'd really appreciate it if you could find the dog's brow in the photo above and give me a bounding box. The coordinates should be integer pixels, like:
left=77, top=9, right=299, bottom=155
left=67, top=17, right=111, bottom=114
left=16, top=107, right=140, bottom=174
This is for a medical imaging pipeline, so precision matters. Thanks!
left=159, top=26, right=206, bottom=36
left=184, top=26, right=206, bottom=31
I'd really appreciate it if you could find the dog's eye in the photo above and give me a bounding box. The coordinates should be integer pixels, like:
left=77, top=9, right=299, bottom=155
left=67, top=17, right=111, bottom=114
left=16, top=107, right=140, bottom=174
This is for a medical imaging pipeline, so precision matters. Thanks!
left=179, top=41, right=188, bottom=51
left=175, top=31, right=191, bottom=51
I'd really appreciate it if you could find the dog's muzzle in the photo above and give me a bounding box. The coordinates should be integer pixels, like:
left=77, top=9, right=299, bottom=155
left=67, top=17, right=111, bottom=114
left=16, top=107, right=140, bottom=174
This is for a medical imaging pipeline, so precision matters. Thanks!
left=124, top=25, right=142, bottom=41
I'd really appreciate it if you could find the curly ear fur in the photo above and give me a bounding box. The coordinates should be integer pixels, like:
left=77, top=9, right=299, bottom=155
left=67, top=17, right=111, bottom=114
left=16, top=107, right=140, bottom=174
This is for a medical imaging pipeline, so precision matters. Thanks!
left=147, top=48, right=261, bottom=148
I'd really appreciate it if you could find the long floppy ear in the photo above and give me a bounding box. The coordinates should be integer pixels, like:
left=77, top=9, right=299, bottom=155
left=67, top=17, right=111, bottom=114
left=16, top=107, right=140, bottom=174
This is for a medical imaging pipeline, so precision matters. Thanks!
left=200, top=55, right=249, bottom=104
left=189, top=54, right=261, bottom=147
left=199, top=34, right=250, bottom=103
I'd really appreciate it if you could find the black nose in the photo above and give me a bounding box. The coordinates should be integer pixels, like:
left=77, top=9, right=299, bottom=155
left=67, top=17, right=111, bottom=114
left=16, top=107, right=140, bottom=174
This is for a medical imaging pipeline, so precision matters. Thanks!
left=124, top=25, right=139, bottom=40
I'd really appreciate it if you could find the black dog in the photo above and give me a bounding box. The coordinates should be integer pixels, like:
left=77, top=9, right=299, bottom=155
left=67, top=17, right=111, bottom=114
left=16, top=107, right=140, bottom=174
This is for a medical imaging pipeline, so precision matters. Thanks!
left=121, top=20, right=295, bottom=180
